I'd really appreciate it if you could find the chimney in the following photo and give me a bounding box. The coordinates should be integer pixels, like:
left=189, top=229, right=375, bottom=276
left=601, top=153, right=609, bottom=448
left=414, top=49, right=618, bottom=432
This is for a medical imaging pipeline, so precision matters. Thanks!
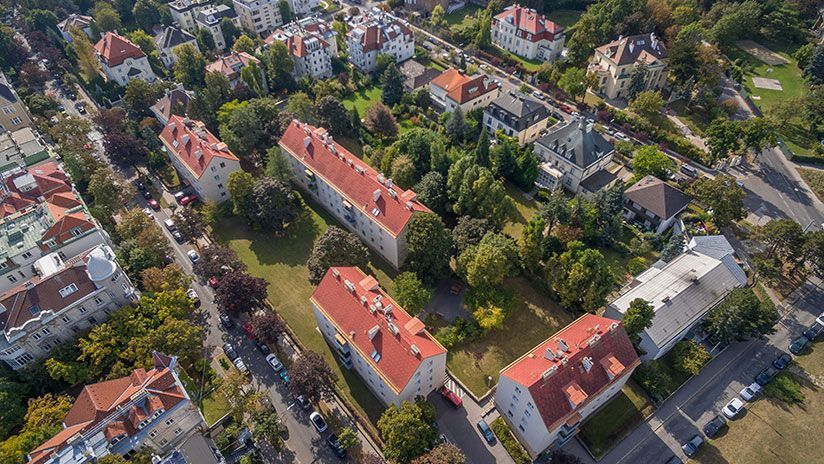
left=372, top=189, right=381, bottom=201
left=543, top=347, right=555, bottom=360
left=582, top=356, right=593, bottom=372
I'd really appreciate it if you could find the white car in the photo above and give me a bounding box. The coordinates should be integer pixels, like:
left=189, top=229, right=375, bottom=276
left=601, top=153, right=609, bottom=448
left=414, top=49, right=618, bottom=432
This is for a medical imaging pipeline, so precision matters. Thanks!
left=309, top=412, right=328, bottom=433
left=615, top=132, right=631, bottom=142
left=723, top=397, right=745, bottom=419
left=740, top=382, right=761, bottom=402
left=816, top=311, right=824, bottom=327
left=266, top=353, right=283, bottom=372
left=142, top=207, right=153, bottom=217
left=233, top=357, right=248, bottom=374
left=186, top=288, right=199, bottom=302
left=187, top=250, right=200, bottom=263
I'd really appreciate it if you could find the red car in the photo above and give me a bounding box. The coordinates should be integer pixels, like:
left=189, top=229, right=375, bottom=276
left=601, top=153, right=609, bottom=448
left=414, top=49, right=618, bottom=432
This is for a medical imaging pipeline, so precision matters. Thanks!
left=208, top=276, right=219, bottom=288
left=148, top=199, right=160, bottom=211
left=242, top=322, right=257, bottom=340
left=439, top=386, right=463, bottom=408
left=180, top=195, right=198, bottom=206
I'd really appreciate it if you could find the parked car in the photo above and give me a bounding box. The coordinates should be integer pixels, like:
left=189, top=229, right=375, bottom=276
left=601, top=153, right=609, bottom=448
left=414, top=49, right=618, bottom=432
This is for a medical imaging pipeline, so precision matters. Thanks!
left=615, top=132, right=631, bottom=142
left=723, top=397, right=745, bottom=419
left=772, top=353, right=792, bottom=370
left=439, top=386, right=463, bottom=408
left=739, top=382, right=762, bottom=401
left=265, top=354, right=283, bottom=372
left=141, top=189, right=151, bottom=199
left=186, top=288, right=199, bottom=306
left=74, top=102, right=86, bottom=114
left=233, top=357, right=248, bottom=374
left=148, top=199, right=160, bottom=211
left=789, top=335, right=810, bottom=354
left=222, top=342, right=238, bottom=361
left=476, top=419, right=495, bottom=444
left=172, top=230, right=184, bottom=243
left=219, top=312, right=234, bottom=329
left=242, top=322, right=257, bottom=340
left=174, top=191, right=186, bottom=203
left=682, top=435, right=703, bottom=457
left=296, top=395, right=311, bottom=410
left=163, top=218, right=176, bottom=230
left=187, top=250, right=199, bottom=263
left=309, top=412, right=328, bottom=433
left=703, top=415, right=727, bottom=438
left=142, top=207, right=153, bottom=217
left=253, top=339, right=270, bottom=355
left=532, top=90, right=544, bottom=100
left=680, top=164, right=698, bottom=177
left=803, top=321, right=824, bottom=341
left=664, top=455, right=683, bottom=464
left=279, top=370, right=290, bottom=383
left=181, top=195, right=198, bottom=206
left=755, top=366, right=778, bottom=386
left=326, top=435, right=347, bottom=458
left=209, top=276, right=220, bottom=288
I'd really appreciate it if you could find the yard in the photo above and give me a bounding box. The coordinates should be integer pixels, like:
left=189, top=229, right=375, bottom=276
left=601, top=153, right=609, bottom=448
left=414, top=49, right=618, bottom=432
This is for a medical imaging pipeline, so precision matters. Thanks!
left=798, top=168, right=824, bottom=203
left=178, top=368, right=231, bottom=425
left=545, top=9, right=583, bottom=29
left=342, top=85, right=382, bottom=115
left=446, top=277, right=573, bottom=397
left=446, top=4, right=480, bottom=26
left=502, top=181, right=540, bottom=240
left=212, top=199, right=398, bottom=427
left=579, top=380, right=655, bottom=458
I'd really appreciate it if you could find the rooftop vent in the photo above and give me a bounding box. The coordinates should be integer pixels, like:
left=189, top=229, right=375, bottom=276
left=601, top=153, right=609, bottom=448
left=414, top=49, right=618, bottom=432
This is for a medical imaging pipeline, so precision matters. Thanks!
left=582, top=356, right=593, bottom=372
left=557, top=338, right=569, bottom=352
left=344, top=280, right=355, bottom=292
left=372, top=189, right=381, bottom=201
left=303, top=136, right=311, bottom=148
left=609, top=322, right=619, bottom=331
left=411, top=344, right=420, bottom=356
left=541, top=365, right=558, bottom=378
left=332, top=268, right=340, bottom=278
left=387, top=322, right=399, bottom=335
left=543, top=348, right=556, bottom=360
left=368, top=325, right=380, bottom=339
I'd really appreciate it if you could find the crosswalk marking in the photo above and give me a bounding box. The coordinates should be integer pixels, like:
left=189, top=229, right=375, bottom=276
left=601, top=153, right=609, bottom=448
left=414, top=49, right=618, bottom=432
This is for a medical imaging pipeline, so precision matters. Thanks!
left=443, top=377, right=466, bottom=399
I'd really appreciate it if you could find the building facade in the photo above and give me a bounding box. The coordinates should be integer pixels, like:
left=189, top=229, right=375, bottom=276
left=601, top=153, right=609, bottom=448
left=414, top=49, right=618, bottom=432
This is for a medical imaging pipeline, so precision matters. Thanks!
left=0, top=74, right=32, bottom=133
left=155, top=26, right=199, bottom=68
left=233, top=0, right=283, bottom=36
left=346, top=11, right=414, bottom=73
left=169, top=0, right=212, bottom=32
left=623, top=175, right=691, bottom=235
left=27, top=354, right=205, bottom=464
left=94, top=32, right=157, bottom=87
left=205, top=51, right=267, bottom=90
left=429, top=67, right=500, bottom=113
left=492, top=4, right=565, bottom=62
left=287, top=0, right=320, bottom=17
left=312, top=267, right=447, bottom=407
left=159, top=116, right=241, bottom=204
left=588, top=33, right=668, bottom=100
left=484, top=92, right=550, bottom=145
left=57, top=14, right=94, bottom=42
left=196, top=5, right=241, bottom=51
left=265, top=18, right=336, bottom=79
left=278, top=120, right=432, bottom=269
left=495, top=314, right=640, bottom=458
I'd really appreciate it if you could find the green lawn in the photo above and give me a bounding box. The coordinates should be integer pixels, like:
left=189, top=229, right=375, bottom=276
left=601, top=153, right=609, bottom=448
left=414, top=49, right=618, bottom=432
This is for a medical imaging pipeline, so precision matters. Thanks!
left=178, top=368, right=231, bottom=425
left=342, top=85, right=382, bottom=115
left=446, top=277, right=573, bottom=397
left=502, top=182, right=540, bottom=240
left=545, top=9, right=583, bottom=29
left=445, top=4, right=480, bottom=26
left=799, top=168, right=824, bottom=203
left=579, top=381, right=655, bottom=458
left=669, top=100, right=712, bottom=136
left=493, top=46, right=544, bottom=72
left=212, top=199, right=398, bottom=428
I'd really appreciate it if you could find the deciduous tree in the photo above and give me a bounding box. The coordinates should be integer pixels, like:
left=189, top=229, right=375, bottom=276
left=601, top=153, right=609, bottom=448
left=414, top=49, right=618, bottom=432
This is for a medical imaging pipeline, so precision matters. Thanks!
left=390, top=155, right=417, bottom=188
left=173, top=44, right=206, bottom=89
left=393, top=272, right=431, bottom=313
left=307, top=226, right=369, bottom=284
left=411, top=443, right=466, bottom=464
left=413, top=171, right=448, bottom=215
left=174, top=207, right=206, bottom=246
left=141, top=264, right=191, bottom=293
left=215, top=272, right=268, bottom=313
left=452, top=216, right=493, bottom=254
left=631, top=146, right=674, bottom=180
left=248, top=177, right=300, bottom=232
left=558, top=67, right=587, bottom=102
left=405, top=213, right=453, bottom=284
left=314, top=95, right=352, bottom=137
left=458, top=232, right=518, bottom=288
left=364, top=103, right=398, bottom=138
left=251, top=311, right=286, bottom=345
left=447, top=157, right=515, bottom=227
left=688, top=175, right=745, bottom=227
left=378, top=399, right=439, bottom=464
left=519, top=216, right=546, bottom=274
left=629, top=90, right=665, bottom=118
left=288, top=351, right=338, bottom=403
left=622, top=298, right=654, bottom=342
left=705, top=287, right=778, bottom=343
left=192, top=244, right=246, bottom=281
left=548, top=241, right=614, bottom=313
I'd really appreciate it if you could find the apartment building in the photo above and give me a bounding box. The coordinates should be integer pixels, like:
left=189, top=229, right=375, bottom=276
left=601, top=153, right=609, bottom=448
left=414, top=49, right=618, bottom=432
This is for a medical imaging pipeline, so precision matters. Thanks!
left=155, top=26, right=199, bottom=68
left=278, top=120, right=432, bottom=269
left=196, top=5, right=241, bottom=51
left=169, top=0, right=212, bottom=32
left=346, top=11, right=414, bottom=73
left=403, top=0, right=448, bottom=14
left=312, top=267, right=447, bottom=406
left=484, top=92, right=550, bottom=145
left=233, top=0, right=283, bottom=36
left=265, top=18, right=336, bottom=79
left=94, top=32, right=157, bottom=87
left=429, top=67, right=501, bottom=113
left=0, top=244, right=136, bottom=370
left=159, top=116, right=241, bottom=204
left=0, top=127, right=47, bottom=172
left=492, top=4, right=565, bottom=62
left=0, top=74, right=33, bottom=133
left=588, top=33, right=668, bottom=100
left=205, top=51, right=266, bottom=90
left=496, top=314, right=640, bottom=458
left=287, top=0, right=320, bottom=16
left=56, top=13, right=93, bottom=42
left=27, top=353, right=205, bottom=464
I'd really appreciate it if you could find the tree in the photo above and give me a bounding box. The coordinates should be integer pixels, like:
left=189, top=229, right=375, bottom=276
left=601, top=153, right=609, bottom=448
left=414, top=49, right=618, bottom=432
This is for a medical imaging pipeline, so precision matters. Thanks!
left=445, top=107, right=466, bottom=142
left=248, top=177, right=300, bottom=232
left=288, top=351, right=338, bottom=403
left=741, top=117, right=777, bottom=152
left=413, top=171, right=448, bottom=215
left=26, top=10, right=58, bottom=33
left=631, top=146, right=674, bottom=180
left=132, top=0, right=161, bottom=31
left=804, top=45, right=824, bottom=86
left=626, top=64, right=648, bottom=100
left=473, top=8, right=492, bottom=49
left=629, top=90, right=665, bottom=118
left=215, top=272, right=268, bottom=313
left=364, top=103, right=398, bottom=138
left=278, top=0, right=293, bottom=24
left=141, top=264, right=191, bottom=293
left=97, top=455, right=129, bottom=464
left=659, top=233, right=684, bottom=262
left=126, top=319, right=203, bottom=368
left=393, top=272, right=431, bottom=313
left=196, top=28, right=216, bottom=52
left=391, top=155, right=417, bottom=188
left=549, top=449, right=585, bottom=464
left=233, top=34, right=257, bottom=54
left=406, top=213, right=452, bottom=284
left=251, top=311, right=286, bottom=345
left=174, top=208, right=206, bottom=246
left=430, top=5, right=446, bottom=28
left=458, top=232, right=518, bottom=288
left=124, top=79, right=164, bottom=117
left=688, top=176, right=745, bottom=227
left=475, top=127, right=490, bottom=168
left=173, top=44, right=206, bottom=88
left=251, top=407, right=287, bottom=450
left=337, top=426, right=359, bottom=450
left=758, top=218, right=805, bottom=264
left=378, top=399, right=439, bottom=464
left=705, top=287, right=778, bottom=344
left=803, top=230, right=824, bottom=279
left=315, top=95, right=351, bottom=137
left=102, top=132, right=149, bottom=168
left=623, top=298, right=654, bottom=342
left=241, top=60, right=267, bottom=97
left=558, top=67, right=587, bottom=102
left=519, top=216, right=546, bottom=274
left=88, top=167, right=121, bottom=215
left=670, top=340, right=710, bottom=376
left=548, top=241, right=614, bottom=312
left=220, top=17, right=241, bottom=49
left=192, top=244, right=246, bottom=281
left=473, top=303, right=505, bottom=331
left=93, top=2, right=122, bottom=32
left=411, top=443, right=466, bottom=464
left=0, top=378, right=28, bottom=439
left=265, top=41, right=296, bottom=93
left=447, top=158, right=515, bottom=227
left=381, top=65, right=404, bottom=107
left=705, top=118, right=742, bottom=161
left=227, top=170, right=256, bottom=218
left=307, top=226, right=369, bottom=284
left=452, top=217, right=493, bottom=254
left=0, top=394, right=72, bottom=464
left=375, top=53, right=396, bottom=76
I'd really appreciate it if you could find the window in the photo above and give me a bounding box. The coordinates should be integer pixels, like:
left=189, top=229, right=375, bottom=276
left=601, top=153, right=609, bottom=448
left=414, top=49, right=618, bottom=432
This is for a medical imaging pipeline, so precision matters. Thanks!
left=1, top=106, right=14, bottom=115
left=159, top=439, right=168, bottom=446
left=7, top=275, right=16, bottom=283
left=14, top=353, right=34, bottom=366
left=78, top=306, right=87, bottom=313
left=220, top=162, right=226, bottom=168
left=32, top=333, right=42, bottom=341
left=61, top=316, right=72, bottom=323
left=71, top=227, right=83, bottom=237
left=21, top=252, right=32, bottom=259
left=41, top=327, right=51, bottom=335
left=165, top=418, right=175, bottom=426
left=10, top=117, right=21, bottom=125
left=214, top=175, right=220, bottom=181
left=518, top=424, right=525, bottom=432
left=149, top=430, right=159, bottom=438
left=211, top=166, right=217, bottom=172
left=59, top=283, right=78, bottom=298
left=94, top=297, right=104, bottom=306
left=174, top=427, right=182, bottom=435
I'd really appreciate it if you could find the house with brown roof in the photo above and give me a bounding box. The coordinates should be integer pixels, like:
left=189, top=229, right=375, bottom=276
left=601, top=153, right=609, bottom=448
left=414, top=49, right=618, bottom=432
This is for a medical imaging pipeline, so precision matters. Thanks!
left=27, top=353, right=205, bottom=464
left=312, top=267, right=447, bottom=406
left=346, top=11, right=414, bottom=73
left=0, top=244, right=136, bottom=370
left=154, top=25, right=199, bottom=68
left=492, top=4, right=565, bottom=62
left=495, top=314, right=640, bottom=458
left=151, top=84, right=193, bottom=125
left=429, top=67, right=501, bottom=113
left=159, top=116, right=241, bottom=203
left=94, top=32, right=157, bottom=87
left=623, top=175, right=691, bottom=234
left=205, top=51, right=267, bottom=92
left=588, top=33, right=668, bottom=100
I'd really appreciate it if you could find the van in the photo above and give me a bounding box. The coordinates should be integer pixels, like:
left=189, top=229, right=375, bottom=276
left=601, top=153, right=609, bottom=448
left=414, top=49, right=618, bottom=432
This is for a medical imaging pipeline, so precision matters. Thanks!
left=163, top=218, right=176, bottom=231
left=680, top=164, right=697, bottom=177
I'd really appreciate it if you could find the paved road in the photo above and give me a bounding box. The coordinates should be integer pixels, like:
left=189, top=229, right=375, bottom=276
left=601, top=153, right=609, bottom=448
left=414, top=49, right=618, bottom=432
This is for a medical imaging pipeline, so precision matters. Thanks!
left=563, top=277, right=824, bottom=463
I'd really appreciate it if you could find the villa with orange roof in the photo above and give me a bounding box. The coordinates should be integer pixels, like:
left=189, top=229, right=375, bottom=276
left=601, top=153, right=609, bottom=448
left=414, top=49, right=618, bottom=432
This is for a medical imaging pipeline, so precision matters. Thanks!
left=492, top=4, right=565, bottom=62
left=346, top=11, right=414, bottom=73
left=94, top=32, right=157, bottom=86
left=588, top=33, right=668, bottom=100
left=312, top=267, right=447, bottom=406
left=429, top=67, right=501, bottom=113
left=278, top=120, right=432, bottom=269
left=205, top=51, right=267, bottom=91
left=27, top=353, right=205, bottom=463
left=159, top=116, right=241, bottom=204
left=495, top=314, right=640, bottom=458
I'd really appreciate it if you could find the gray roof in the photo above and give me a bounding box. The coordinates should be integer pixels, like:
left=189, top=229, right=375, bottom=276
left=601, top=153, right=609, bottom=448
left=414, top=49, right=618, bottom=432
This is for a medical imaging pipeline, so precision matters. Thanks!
left=579, top=169, right=617, bottom=193
left=489, top=93, right=547, bottom=119
left=687, top=235, right=736, bottom=261
left=0, top=82, right=16, bottom=104
left=155, top=26, right=196, bottom=50
left=624, top=175, right=691, bottom=220
left=197, top=5, right=237, bottom=25
left=536, top=118, right=614, bottom=169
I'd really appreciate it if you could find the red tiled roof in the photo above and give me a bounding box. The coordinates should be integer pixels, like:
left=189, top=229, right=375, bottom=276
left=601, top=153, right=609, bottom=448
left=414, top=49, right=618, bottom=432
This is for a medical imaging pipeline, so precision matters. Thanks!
left=286, top=33, right=329, bottom=58
left=39, top=212, right=96, bottom=246
left=205, top=51, right=260, bottom=81
left=311, top=267, right=446, bottom=393
left=500, top=314, right=640, bottom=431
left=94, top=32, right=146, bottom=68
left=349, top=16, right=411, bottom=53
left=493, top=4, right=563, bottom=42
left=159, top=115, right=239, bottom=179
left=279, top=120, right=430, bottom=236
left=431, top=68, right=498, bottom=105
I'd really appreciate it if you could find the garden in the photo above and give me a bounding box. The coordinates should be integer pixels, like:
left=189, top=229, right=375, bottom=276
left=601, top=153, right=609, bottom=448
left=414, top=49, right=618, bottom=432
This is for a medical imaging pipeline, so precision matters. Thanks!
left=578, top=381, right=655, bottom=459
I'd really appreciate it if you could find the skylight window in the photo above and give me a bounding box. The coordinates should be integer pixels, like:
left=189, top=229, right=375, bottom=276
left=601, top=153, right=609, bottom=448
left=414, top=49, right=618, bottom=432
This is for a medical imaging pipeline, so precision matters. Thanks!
left=59, top=283, right=78, bottom=298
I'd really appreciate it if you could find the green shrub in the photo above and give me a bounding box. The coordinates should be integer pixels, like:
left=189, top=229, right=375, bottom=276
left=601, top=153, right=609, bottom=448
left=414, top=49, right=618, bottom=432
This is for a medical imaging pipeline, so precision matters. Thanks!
left=491, top=417, right=531, bottom=464
left=465, top=286, right=513, bottom=311
left=764, top=372, right=805, bottom=403
left=670, top=340, right=710, bottom=376
left=633, top=361, right=673, bottom=402
left=434, top=317, right=483, bottom=348
left=627, top=256, right=648, bottom=276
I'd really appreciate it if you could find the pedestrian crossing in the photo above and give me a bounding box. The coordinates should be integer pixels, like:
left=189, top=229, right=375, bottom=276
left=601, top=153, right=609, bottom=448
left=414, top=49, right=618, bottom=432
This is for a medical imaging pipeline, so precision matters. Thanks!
left=443, top=376, right=466, bottom=399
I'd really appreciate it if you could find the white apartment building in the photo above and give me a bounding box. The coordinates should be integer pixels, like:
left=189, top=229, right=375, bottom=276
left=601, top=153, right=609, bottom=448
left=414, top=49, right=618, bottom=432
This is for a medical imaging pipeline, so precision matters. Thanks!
left=496, top=314, right=640, bottom=458
left=196, top=5, right=241, bottom=51
left=169, top=0, right=212, bottom=32
left=265, top=18, right=336, bottom=79
left=94, top=32, right=157, bottom=87
left=159, top=116, right=241, bottom=204
left=312, top=267, right=447, bottom=407
left=233, top=0, right=283, bottom=36
left=588, top=33, right=668, bottom=100
left=492, top=4, right=565, bottom=62
left=287, top=0, right=320, bottom=17
left=346, top=10, right=414, bottom=73
left=278, top=120, right=432, bottom=269
left=429, top=67, right=501, bottom=113
left=28, top=354, right=205, bottom=464
left=0, top=244, right=136, bottom=370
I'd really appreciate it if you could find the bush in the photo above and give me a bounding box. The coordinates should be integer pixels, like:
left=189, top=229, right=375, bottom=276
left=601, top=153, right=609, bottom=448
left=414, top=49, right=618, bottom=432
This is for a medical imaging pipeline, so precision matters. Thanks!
left=633, top=361, right=673, bottom=402
left=464, top=285, right=513, bottom=312
left=434, top=317, right=482, bottom=349
left=627, top=256, right=648, bottom=276
left=490, top=417, right=531, bottom=464
left=764, top=372, right=805, bottom=403
left=670, top=340, right=710, bottom=376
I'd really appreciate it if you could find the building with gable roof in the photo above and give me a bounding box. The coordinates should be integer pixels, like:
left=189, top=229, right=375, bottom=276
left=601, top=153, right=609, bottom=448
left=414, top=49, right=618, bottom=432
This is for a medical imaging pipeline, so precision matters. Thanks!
left=0, top=243, right=136, bottom=370
left=57, top=14, right=94, bottom=42
left=623, top=175, right=691, bottom=234
left=265, top=17, right=337, bottom=80
left=496, top=314, right=640, bottom=457
left=27, top=353, right=205, bottom=463
left=195, top=4, right=240, bottom=51
left=94, top=32, right=157, bottom=87
left=0, top=73, right=33, bottom=133
left=484, top=91, right=550, bottom=145
left=429, top=67, right=501, bottom=113
left=279, top=120, right=432, bottom=269
left=169, top=0, right=212, bottom=32
left=150, top=84, right=194, bottom=126
left=312, top=267, right=447, bottom=406
left=159, top=116, right=241, bottom=204
left=155, top=26, right=199, bottom=68
left=346, top=10, right=414, bottom=73
left=589, top=33, right=668, bottom=100
left=492, top=4, right=565, bottom=62
left=205, top=51, right=267, bottom=91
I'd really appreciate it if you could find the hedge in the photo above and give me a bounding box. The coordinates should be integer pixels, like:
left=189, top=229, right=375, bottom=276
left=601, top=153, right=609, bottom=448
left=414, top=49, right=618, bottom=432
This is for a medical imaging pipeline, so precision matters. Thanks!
left=491, top=417, right=531, bottom=464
